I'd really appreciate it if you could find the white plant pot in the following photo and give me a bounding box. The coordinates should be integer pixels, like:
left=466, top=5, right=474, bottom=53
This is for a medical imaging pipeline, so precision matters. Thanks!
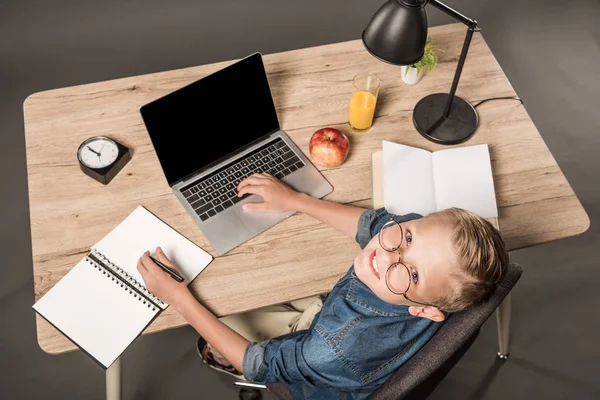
left=401, top=66, right=425, bottom=85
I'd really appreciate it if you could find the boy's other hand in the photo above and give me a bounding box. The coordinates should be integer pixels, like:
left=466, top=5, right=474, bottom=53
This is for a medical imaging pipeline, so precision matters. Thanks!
left=237, top=173, right=302, bottom=212
left=137, top=247, right=190, bottom=307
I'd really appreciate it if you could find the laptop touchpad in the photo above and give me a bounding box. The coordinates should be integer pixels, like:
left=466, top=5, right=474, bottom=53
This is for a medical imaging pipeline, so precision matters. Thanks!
left=235, top=195, right=292, bottom=234
left=201, top=209, right=253, bottom=253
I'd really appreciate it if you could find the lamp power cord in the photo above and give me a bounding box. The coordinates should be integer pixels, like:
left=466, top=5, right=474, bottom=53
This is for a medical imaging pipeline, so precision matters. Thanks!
left=472, top=96, right=523, bottom=108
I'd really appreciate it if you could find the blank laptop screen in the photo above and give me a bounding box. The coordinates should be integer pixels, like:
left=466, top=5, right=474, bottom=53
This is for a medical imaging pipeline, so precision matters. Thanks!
left=140, top=53, right=280, bottom=186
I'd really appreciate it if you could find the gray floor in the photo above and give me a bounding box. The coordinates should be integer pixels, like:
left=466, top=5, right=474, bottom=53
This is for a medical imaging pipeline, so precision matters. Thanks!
left=1, top=0, right=599, bottom=399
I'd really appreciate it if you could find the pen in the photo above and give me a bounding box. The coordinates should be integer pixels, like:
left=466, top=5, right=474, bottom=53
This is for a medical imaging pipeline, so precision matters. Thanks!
left=149, top=255, right=185, bottom=282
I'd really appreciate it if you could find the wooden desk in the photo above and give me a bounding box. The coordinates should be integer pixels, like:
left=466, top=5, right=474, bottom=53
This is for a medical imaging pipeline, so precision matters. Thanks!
left=24, top=23, right=589, bottom=357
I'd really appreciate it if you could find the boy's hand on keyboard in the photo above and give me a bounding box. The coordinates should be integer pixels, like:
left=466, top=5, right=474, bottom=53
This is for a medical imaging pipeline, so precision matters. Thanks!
left=237, top=173, right=301, bottom=211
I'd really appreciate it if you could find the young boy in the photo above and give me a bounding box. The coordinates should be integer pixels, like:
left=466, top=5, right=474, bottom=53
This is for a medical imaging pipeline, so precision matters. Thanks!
left=137, top=173, right=508, bottom=400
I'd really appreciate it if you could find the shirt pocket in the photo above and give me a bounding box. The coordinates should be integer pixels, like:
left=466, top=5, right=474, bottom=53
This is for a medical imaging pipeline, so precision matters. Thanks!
left=338, top=317, right=420, bottom=384
left=314, top=304, right=412, bottom=384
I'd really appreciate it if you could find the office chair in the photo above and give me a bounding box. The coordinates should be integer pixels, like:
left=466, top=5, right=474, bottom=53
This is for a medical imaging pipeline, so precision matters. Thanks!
left=265, top=262, right=522, bottom=400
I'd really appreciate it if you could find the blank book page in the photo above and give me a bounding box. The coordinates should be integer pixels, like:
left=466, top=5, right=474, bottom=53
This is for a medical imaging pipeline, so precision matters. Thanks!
left=432, top=144, right=498, bottom=218
left=383, top=141, right=436, bottom=216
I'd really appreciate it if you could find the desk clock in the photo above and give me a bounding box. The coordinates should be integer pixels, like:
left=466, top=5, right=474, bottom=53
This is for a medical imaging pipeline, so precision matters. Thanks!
left=77, top=136, right=131, bottom=185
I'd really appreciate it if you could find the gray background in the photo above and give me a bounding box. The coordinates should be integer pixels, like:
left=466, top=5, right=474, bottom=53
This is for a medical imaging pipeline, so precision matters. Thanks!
left=1, top=0, right=599, bottom=399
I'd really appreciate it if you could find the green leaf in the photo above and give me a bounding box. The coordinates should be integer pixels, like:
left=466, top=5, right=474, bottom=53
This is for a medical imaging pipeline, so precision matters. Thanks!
left=403, top=36, right=442, bottom=79
left=414, top=35, right=442, bottom=74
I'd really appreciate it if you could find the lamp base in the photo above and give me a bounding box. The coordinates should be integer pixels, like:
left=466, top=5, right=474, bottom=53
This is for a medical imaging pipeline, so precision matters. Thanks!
left=413, top=93, right=478, bottom=145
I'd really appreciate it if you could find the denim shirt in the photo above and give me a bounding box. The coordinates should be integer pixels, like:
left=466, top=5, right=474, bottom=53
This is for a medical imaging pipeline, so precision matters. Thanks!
left=243, top=208, right=444, bottom=399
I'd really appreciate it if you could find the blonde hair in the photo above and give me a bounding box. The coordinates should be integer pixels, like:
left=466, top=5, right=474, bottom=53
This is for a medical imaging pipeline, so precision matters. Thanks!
left=426, top=207, right=508, bottom=312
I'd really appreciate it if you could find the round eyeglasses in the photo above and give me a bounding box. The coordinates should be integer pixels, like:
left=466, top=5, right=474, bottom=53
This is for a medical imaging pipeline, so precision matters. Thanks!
left=378, top=217, right=436, bottom=307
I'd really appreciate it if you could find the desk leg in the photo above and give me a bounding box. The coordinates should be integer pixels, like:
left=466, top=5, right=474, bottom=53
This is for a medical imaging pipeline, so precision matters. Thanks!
left=106, top=357, right=122, bottom=400
left=496, top=293, right=511, bottom=360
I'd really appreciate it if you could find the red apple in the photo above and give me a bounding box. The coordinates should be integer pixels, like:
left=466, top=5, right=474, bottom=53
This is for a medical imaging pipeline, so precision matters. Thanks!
left=309, top=127, right=350, bottom=168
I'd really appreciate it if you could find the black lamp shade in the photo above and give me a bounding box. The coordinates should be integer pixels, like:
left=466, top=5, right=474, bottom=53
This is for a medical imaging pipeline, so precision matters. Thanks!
left=362, top=0, right=480, bottom=145
left=362, top=0, right=428, bottom=66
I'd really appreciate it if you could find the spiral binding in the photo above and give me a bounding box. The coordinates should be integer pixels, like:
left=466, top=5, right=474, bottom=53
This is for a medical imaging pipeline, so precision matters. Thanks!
left=86, top=249, right=166, bottom=311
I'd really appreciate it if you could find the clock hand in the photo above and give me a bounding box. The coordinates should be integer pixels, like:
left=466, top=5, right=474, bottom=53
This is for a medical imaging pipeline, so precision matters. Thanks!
left=86, top=146, right=101, bottom=157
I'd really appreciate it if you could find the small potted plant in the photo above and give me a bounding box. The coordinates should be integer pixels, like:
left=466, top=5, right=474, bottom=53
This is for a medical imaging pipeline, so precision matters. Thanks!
left=401, top=35, right=441, bottom=85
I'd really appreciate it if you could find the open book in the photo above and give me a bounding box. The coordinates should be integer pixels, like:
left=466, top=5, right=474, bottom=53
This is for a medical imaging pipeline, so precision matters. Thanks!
left=372, top=141, right=499, bottom=229
left=32, top=205, right=213, bottom=368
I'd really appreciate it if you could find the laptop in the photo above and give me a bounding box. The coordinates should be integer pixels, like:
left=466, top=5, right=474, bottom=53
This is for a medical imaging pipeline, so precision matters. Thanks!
left=140, top=52, right=333, bottom=255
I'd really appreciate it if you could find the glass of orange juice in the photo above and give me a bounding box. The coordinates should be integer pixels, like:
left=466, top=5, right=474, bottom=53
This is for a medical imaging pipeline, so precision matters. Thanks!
left=348, top=72, right=380, bottom=132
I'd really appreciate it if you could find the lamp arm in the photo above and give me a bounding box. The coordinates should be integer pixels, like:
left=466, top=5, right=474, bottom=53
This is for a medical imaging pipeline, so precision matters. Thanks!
left=426, top=0, right=480, bottom=118
left=427, top=0, right=477, bottom=28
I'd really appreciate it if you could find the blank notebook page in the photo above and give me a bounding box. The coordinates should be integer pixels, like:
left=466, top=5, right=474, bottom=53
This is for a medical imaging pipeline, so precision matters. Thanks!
left=33, top=258, right=157, bottom=368
left=94, top=205, right=213, bottom=286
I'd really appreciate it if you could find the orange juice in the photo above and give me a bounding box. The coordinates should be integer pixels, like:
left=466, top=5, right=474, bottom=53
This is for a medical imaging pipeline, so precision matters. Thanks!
left=349, top=91, right=377, bottom=131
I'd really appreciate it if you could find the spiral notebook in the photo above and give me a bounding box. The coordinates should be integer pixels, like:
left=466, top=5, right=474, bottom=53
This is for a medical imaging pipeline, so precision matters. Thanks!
left=32, top=205, right=213, bottom=368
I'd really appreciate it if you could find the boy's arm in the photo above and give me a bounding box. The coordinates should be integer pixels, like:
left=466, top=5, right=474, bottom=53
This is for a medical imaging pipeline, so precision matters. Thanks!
left=175, top=290, right=248, bottom=371
left=138, top=248, right=367, bottom=390
left=137, top=249, right=249, bottom=372
left=293, top=193, right=366, bottom=239
left=238, top=173, right=366, bottom=238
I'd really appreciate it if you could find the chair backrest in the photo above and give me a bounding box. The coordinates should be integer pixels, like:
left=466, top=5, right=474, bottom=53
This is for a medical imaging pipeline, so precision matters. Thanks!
left=368, top=262, right=522, bottom=400
left=267, top=262, right=523, bottom=400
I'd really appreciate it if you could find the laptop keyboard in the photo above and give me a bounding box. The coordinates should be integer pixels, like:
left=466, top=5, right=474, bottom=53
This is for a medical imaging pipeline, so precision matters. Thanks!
left=180, top=138, right=305, bottom=222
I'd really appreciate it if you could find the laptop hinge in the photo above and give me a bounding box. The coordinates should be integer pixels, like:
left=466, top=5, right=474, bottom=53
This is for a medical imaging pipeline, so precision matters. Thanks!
left=173, top=129, right=281, bottom=188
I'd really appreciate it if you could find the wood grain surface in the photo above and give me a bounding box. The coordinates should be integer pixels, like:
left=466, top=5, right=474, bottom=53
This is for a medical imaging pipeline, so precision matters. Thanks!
left=23, top=23, right=589, bottom=355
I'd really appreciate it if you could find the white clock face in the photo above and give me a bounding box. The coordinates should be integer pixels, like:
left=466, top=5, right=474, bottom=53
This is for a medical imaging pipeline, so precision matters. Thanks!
left=78, top=137, right=119, bottom=169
